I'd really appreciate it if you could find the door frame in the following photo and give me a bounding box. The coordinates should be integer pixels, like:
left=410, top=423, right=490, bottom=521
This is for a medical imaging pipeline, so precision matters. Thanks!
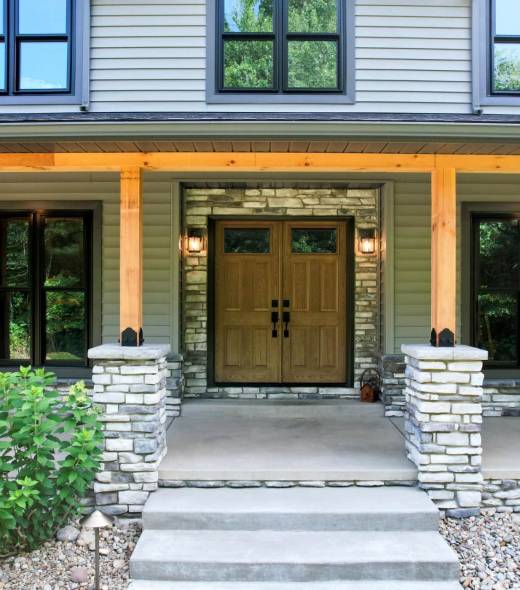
left=207, top=216, right=355, bottom=387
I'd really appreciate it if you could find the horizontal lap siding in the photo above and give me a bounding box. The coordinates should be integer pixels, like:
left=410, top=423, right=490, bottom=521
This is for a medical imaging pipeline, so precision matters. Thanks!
left=393, top=175, right=520, bottom=353
left=87, top=0, right=472, bottom=113
left=0, top=174, right=178, bottom=348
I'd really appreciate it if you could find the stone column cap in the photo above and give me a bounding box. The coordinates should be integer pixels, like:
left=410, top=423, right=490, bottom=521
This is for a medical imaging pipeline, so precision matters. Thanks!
left=401, top=344, right=488, bottom=361
left=88, top=343, right=171, bottom=361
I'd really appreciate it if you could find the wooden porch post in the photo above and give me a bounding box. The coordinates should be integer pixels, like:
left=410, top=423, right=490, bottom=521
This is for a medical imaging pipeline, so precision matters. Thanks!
left=120, top=166, right=144, bottom=346
left=430, top=166, right=457, bottom=347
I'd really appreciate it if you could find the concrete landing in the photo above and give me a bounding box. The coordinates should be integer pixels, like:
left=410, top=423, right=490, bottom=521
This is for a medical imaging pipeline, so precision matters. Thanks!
left=482, top=417, right=520, bottom=479
left=159, top=401, right=416, bottom=482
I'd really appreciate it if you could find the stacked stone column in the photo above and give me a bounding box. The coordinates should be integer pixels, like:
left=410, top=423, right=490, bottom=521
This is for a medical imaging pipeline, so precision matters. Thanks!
left=88, top=344, right=170, bottom=515
left=402, top=344, right=488, bottom=517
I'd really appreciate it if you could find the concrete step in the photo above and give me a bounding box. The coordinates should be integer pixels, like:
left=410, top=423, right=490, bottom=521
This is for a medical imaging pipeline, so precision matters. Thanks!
left=143, top=487, right=439, bottom=532
left=130, top=530, right=460, bottom=583
left=129, top=582, right=463, bottom=590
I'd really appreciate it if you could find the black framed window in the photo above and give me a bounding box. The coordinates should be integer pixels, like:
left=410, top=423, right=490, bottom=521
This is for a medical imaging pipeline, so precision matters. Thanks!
left=472, top=214, right=520, bottom=368
left=218, top=0, right=344, bottom=93
left=0, top=210, right=91, bottom=367
left=490, top=0, right=520, bottom=94
left=0, top=0, right=73, bottom=95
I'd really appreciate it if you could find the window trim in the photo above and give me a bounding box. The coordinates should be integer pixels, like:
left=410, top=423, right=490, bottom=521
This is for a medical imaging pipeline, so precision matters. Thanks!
left=462, top=202, right=520, bottom=378
left=0, top=0, right=89, bottom=106
left=206, top=0, right=355, bottom=104
left=0, top=200, right=101, bottom=376
left=473, top=0, right=520, bottom=107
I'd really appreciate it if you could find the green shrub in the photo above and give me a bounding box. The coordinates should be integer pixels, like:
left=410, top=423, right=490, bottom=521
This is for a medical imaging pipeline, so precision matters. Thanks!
left=0, top=367, right=103, bottom=557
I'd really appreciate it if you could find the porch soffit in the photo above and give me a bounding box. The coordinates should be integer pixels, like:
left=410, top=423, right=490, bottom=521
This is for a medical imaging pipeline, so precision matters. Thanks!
left=0, top=139, right=519, bottom=156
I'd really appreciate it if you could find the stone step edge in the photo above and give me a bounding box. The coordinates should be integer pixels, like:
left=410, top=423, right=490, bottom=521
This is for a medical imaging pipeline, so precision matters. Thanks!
left=158, top=480, right=418, bottom=488
left=129, top=582, right=463, bottom=590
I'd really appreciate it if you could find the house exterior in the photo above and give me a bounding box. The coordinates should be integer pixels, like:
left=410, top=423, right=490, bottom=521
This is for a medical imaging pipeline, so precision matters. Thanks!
left=1, top=0, right=520, bottom=524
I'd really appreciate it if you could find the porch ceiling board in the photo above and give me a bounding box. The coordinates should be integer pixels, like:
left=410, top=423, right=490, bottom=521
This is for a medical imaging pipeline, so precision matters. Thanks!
left=0, top=140, right=517, bottom=155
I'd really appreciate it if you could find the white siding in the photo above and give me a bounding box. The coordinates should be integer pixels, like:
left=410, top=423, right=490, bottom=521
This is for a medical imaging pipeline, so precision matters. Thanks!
left=0, top=0, right=477, bottom=114
left=0, top=174, right=180, bottom=349
left=86, top=0, right=473, bottom=113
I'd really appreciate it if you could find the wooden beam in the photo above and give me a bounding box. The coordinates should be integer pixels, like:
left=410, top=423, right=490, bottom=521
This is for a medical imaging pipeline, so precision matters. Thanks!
left=0, top=151, right=436, bottom=173
left=120, top=166, right=143, bottom=346
left=431, top=166, right=457, bottom=347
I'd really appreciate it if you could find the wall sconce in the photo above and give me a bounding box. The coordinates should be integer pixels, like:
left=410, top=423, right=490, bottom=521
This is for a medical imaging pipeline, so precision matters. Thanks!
left=358, top=228, right=376, bottom=255
left=184, top=228, right=207, bottom=255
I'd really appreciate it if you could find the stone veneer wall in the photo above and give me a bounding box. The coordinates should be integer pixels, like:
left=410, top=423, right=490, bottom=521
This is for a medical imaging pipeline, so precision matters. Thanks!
left=380, top=353, right=520, bottom=418
left=182, top=186, right=380, bottom=399
left=88, top=344, right=170, bottom=515
left=482, top=479, right=520, bottom=512
left=403, top=344, right=487, bottom=518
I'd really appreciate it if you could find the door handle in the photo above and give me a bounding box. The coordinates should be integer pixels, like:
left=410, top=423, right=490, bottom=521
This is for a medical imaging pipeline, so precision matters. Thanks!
left=271, top=311, right=279, bottom=338
left=282, top=310, right=290, bottom=338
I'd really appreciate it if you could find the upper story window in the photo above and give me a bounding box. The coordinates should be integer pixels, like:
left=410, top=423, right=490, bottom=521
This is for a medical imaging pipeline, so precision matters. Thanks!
left=0, top=0, right=88, bottom=105
left=208, top=0, right=354, bottom=103
left=491, top=0, right=520, bottom=94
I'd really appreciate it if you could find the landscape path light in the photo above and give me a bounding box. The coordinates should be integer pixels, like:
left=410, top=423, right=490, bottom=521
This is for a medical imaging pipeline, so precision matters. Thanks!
left=81, top=509, right=115, bottom=590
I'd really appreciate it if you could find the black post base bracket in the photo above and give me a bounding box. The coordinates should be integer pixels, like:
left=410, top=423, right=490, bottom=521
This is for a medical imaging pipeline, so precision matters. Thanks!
left=121, top=327, right=144, bottom=347
left=430, top=328, right=455, bottom=347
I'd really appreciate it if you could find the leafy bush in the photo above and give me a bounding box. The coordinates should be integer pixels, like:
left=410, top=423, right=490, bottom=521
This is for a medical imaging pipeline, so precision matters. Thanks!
left=0, top=367, right=102, bottom=556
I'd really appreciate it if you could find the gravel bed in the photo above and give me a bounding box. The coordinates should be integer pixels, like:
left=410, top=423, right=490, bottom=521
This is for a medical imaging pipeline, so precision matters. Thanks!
left=440, top=511, right=520, bottom=589
left=0, top=520, right=141, bottom=590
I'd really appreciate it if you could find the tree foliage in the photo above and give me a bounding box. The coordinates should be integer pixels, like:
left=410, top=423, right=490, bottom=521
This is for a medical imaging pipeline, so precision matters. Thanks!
left=223, top=0, right=338, bottom=90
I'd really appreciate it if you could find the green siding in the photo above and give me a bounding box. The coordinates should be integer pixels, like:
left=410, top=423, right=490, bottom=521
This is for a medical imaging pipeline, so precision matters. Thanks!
left=392, top=173, right=520, bottom=353
left=0, top=173, right=180, bottom=351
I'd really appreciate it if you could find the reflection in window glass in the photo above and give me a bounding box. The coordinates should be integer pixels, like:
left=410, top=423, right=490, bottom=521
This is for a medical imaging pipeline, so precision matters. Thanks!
left=292, top=228, right=337, bottom=253
left=0, top=42, right=5, bottom=91
left=224, top=0, right=273, bottom=32
left=495, top=0, right=520, bottom=36
left=494, top=44, right=520, bottom=92
left=288, top=0, right=337, bottom=33
left=223, top=40, right=274, bottom=89
left=478, top=219, right=520, bottom=289
left=0, top=218, right=30, bottom=287
left=45, top=291, right=85, bottom=361
left=0, top=291, right=31, bottom=360
left=288, top=40, right=338, bottom=89
left=224, top=228, right=270, bottom=253
left=475, top=216, right=520, bottom=366
left=18, top=0, right=68, bottom=35
left=19, top=42, right=69, bottom=90
left=44, top=218, right=84, bottom=288
left=478, top=292, right=518, bottom=364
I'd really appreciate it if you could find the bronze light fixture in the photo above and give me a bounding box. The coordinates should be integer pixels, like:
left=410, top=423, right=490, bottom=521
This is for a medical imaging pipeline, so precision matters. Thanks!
left=81, top=510, right=115, bottom=590
left=358, top=228, right=376, bottom=255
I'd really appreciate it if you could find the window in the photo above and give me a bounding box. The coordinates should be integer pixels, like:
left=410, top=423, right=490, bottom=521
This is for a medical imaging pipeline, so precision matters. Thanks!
left=209, top=0, right=354, bottom=102
left=471, top=214, right=520, bottom=368
left=0, top=210, right=92, bottom=367
left=490, top=0, right=520, bottom=93
left=473, top=0, right=520, bottom=106
left=0, top=0, right=88, bottom=104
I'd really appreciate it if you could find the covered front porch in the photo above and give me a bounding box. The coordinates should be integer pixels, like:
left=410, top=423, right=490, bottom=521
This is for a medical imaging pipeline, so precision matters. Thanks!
left=158, top=399, right=520, bottom=511
left=1, top=144, right=519, bottom=517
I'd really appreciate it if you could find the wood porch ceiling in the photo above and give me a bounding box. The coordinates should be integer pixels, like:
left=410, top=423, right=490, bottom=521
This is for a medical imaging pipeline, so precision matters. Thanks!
left=1, top=139, right=520, bottom=155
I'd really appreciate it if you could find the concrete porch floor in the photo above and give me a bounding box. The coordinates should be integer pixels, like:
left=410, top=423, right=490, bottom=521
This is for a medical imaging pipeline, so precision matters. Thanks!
left=159, top=400, right=417, bottom=482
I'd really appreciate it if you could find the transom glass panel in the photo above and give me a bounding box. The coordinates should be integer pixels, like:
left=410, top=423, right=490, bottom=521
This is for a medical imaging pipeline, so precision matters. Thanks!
left=492, top=0, right=520, bottom=93
left=224, top=228, right=271, bottom=253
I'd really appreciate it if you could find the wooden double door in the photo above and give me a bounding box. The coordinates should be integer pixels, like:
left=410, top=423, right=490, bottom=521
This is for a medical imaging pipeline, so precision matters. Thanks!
left=214, top=220, right=350, bottom=384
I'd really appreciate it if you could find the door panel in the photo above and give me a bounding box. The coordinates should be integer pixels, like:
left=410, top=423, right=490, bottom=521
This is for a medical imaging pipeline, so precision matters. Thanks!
left=214, top=219, right=348, bottom=384
left=215, top=221, right=281, bottom=382
left=282, top=221, right=347, bottom=383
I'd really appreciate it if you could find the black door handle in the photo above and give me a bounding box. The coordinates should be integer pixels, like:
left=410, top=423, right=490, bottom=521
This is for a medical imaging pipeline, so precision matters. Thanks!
left=271, top=311, right=279, bottom=338
left=282, top=310, right=290, bottom=338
